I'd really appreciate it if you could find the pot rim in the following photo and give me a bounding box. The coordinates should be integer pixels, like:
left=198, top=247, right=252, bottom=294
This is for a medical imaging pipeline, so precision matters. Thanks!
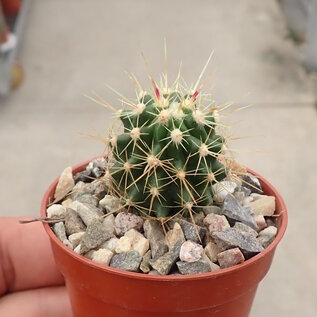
left=41, top=157, right=287, bottom=282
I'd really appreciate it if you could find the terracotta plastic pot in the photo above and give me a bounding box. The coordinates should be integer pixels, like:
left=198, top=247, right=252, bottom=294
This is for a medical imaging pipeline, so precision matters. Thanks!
left=41, top=159, right=287, bottom=317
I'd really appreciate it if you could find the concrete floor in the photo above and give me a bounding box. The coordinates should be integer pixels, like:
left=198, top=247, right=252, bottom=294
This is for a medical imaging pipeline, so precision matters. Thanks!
left=0, top=0, right=316, bottom=316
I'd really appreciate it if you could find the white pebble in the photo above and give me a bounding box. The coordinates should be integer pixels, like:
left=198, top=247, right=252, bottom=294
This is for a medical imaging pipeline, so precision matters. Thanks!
left=124, top=228, right=144, bottom=243
left=180, top=240, right=204, bottom=263
left=254, top=215, right=267, bottom=231
left=63, top=239, right=73, bottom=249
left=68, top=232, right=85, bottom=248
left=62, top=198, right=73, bottom=208
left=212, top=181, right=237, bottom=203
left=201, top=252, right=220, bottom=271
left=203, top=214, right=230, bottom=234
left=100, top=237, right=119, bottom=252
left=243, top=196, right=254, bottom=205
left=47, top=204, right=66, bottom=218
left=248, top=196, right=276, bottom=216
left=165, top=223, right=185, bottom=248
left=74, top=244, right=81, bottom=254
left=124, top=229, right=149, bottom=256
left=132, top=236, right=150, bottom=257
left=250, top=193, right=264, bottom=201
left=99, top=195, right=121, bottom=211
left=115, top=236, right=132, bottom=253
left=91, top=249, right=114, bottom=266
left=204, top=241, right=221, bottom=263
left=54, top=166, right=75, bottom=201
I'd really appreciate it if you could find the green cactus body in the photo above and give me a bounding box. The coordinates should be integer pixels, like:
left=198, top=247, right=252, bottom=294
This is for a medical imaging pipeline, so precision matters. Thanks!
left=109, top=89, right=227, bottom=218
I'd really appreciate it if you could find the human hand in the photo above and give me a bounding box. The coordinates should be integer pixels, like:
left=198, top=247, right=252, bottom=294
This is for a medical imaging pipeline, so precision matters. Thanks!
left=0, top=217, right=72, bottom=317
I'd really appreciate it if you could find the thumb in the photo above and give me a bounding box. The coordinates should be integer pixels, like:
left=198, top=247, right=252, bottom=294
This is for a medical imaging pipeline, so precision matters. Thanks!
left=0, top=286, right=72, bottom=317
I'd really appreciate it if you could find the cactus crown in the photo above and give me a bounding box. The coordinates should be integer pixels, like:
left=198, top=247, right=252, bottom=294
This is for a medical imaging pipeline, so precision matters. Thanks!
left=106, top=57, right=230, bottom=219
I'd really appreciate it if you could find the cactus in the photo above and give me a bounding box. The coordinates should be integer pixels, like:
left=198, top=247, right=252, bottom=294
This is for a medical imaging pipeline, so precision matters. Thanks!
left=105, top=59, right=230, bottom=219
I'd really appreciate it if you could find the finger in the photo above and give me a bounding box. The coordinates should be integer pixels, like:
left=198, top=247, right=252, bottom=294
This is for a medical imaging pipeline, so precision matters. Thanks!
left=0, top=286, right=72, bottom=317
left=0, top=217, right=65, bottom=295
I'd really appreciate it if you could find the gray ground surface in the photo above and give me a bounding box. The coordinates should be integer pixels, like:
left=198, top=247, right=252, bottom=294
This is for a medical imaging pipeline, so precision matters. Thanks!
left=0, top=0, right=316, bottom=316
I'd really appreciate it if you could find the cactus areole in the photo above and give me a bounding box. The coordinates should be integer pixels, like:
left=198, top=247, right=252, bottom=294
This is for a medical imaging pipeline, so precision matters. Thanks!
left=108, top=83, right=228, bottom=218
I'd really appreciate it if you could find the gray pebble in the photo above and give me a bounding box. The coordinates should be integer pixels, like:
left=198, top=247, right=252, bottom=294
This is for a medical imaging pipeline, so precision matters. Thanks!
left=221, top=195, right=258, bottom=230
left=140, top=250, right=152, bottom=273
left=87, top=158, right=107, bottom=178
left=149, top=243, right=181, bottom=275
left=110, top=251, right=142, bottom=272
left=212, top=227, right=264, bottom=258
left=70, top=201, right=102, bottom=226
left=90, top=178, right=108, bottom=200
left=75, top=194, right=99, bottom=207
left=102, top=214, right=116, bottom=236
left=176, top=260, right=211, bottom=275
left=74, top=170, right=92, bottom=184
left=242, top=173, right=262, bottom=194
left=70, top=181, right=91, bottom=200
left=65, top=208, right=86, bottom=235
left=144, top=220, right=168, bottom=259
left=192, top=212, right=205, bottom=227
left=80, top=219, right=113, bottom=254
left=233, top=222, right=258, bottom=237
left=53, top=222, right=67, bottom=242
left=178, top=219, right=206, bottom=244
left=266, top=218, right=276, bottom=227
left=257, top=226, right=278, bottom=248
left=202, top=205, right=222, bottom=216
left=240, top=186, right=252, bottom=196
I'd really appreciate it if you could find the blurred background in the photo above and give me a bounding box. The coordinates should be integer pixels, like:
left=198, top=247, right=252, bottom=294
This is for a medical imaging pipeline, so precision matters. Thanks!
left=0, top=0, right=316, bottom=316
